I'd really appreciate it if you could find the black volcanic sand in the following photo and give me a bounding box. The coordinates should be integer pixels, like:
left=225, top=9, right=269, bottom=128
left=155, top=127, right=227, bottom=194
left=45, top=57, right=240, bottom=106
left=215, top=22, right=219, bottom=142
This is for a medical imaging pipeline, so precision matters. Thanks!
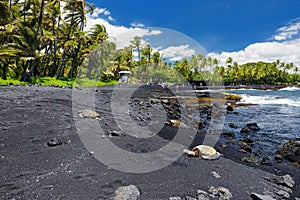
left=0, top=85, right=299, bottom=199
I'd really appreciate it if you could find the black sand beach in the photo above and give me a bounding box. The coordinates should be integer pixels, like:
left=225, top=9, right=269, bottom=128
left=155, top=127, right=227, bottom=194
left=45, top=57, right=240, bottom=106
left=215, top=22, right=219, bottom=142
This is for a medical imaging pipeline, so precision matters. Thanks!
left=0, top=85, right=299, bottom=199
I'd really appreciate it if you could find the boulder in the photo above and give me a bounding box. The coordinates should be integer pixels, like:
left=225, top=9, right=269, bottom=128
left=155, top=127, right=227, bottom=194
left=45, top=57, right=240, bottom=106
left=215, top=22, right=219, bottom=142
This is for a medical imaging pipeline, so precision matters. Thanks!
left=250, top=193, right=275, bottom=200
left=264, top=174, right=295, bottom=188
left=240, top=123, right=260, bottom=133
left=208, top=186, right=233, bottom=200
left=222, top=131, right=235, bottom=139
left=275, top=139, right=300, bottom=163
left=114, top=185, right=140, bottom=200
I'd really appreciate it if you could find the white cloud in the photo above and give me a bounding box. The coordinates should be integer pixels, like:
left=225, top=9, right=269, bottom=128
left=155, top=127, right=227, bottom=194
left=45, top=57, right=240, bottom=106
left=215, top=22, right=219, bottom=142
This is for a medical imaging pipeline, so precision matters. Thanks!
left=207, top=38, right=300, bottom=66
left=160, top=45, right=196, bottom=61
left=272, top=18, right=300, bottom=41
left=85, top=7, right=164, bottom=50
left=130, top=22, right=145, bottom=28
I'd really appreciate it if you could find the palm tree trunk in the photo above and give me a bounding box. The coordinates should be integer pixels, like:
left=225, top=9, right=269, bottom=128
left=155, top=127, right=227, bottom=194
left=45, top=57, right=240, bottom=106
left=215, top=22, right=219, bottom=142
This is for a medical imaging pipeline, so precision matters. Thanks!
left=56, top=6, right=75, bottom=79
left=70, top=42, right=81, bottom=79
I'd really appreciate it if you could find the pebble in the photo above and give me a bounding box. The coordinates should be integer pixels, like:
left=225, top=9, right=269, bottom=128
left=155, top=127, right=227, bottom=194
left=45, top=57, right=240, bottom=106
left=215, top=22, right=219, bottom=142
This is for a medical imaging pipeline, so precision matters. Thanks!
left=211, top=171, right=221, bottom=179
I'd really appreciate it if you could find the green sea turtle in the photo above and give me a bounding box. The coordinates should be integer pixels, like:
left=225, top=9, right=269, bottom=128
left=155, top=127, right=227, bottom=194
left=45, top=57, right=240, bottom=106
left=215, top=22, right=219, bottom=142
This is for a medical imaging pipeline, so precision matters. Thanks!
left=183, top=145, right=222, bottom=160
left=79, top=109, right=100, bottom=119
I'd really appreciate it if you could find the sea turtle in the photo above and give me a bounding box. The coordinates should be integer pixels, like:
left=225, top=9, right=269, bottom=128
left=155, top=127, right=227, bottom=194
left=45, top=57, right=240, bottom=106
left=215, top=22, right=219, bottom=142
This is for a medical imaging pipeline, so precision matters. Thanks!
left=165, top=119, right=186, bottom=127
left=79, top=109, right=100, bottom=119
left=183, top=145, right=222, bottom=160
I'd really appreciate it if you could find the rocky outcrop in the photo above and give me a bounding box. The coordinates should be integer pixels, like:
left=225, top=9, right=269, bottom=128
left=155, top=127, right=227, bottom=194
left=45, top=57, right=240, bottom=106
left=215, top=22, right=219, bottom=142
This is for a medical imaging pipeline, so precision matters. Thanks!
left=275, top=139, right=300, bottom=165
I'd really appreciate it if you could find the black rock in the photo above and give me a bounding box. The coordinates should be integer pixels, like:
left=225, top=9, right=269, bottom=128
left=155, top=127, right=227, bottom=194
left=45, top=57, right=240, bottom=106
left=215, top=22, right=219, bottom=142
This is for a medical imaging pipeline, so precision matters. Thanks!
left=274, top=154, right=283, bottom=163
left=240, top=138, right=255, bottom=144
left=275, top=140, right=300, bottom=163
left=229, top=123, right=238, bottom=129
left=226, top=105, right=234, bottom=112
left=250, top=193, right=275, bottom=200
left=222, top=131, right=235, bottom=139
left=261, top=156, right=273, bottom=166
left=47, top=138, right=63, bottom=147
left=240, top=123, right=260, bottom=133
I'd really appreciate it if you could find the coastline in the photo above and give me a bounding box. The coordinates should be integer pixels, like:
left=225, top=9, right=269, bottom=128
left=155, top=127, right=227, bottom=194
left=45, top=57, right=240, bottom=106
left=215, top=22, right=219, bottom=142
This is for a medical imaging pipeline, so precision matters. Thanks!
left=0, top=85, right=299, bottom=199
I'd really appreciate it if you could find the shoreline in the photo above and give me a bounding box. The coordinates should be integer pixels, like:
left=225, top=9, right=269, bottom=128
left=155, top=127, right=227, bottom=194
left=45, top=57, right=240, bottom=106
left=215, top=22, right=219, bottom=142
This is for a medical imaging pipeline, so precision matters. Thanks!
left=0, top=85, right=299, bottom=199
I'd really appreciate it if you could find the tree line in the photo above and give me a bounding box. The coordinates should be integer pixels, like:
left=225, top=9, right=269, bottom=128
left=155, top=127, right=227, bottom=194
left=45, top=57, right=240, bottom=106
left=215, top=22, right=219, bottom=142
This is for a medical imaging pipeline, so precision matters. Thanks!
left=0, top=0, right=299, bottom=86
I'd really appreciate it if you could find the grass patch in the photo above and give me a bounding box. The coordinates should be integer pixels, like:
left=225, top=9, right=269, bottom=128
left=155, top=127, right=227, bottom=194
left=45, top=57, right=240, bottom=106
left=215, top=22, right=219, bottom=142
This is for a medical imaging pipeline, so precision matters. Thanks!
left=0, top=77, right=118, bottom=87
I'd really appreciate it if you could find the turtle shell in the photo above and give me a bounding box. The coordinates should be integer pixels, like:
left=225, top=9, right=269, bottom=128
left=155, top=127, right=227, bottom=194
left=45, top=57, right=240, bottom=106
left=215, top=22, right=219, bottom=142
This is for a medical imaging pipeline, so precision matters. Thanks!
left=80, top=109, right=100, bottom=118
left=192, top=145, right=222, bottom=160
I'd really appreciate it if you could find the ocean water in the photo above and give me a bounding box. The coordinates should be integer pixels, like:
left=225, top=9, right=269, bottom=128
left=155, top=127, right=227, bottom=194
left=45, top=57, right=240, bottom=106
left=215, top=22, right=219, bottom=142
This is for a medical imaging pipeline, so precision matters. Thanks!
left=224, top=86, right=300, bottom=155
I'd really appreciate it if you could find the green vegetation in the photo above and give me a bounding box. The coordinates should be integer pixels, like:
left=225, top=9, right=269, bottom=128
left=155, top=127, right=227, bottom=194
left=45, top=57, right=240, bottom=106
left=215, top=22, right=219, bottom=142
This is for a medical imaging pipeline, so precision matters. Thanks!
left=0, top=0, right=299, bottom=87
left=0, top=77, right=117, bottom=87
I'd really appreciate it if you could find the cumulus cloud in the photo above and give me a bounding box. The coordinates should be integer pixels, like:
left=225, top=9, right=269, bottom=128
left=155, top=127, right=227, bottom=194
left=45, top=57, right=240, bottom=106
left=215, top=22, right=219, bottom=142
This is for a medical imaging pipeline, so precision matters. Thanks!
left=272, top=17, right=300, bottom=41
left=207, top=38, right=300, bottom=66
left=130, top=22, right=145, bottom=28
left=85, top=7, right=163, bottom=49
left=160, top=45, right=196, bottom=62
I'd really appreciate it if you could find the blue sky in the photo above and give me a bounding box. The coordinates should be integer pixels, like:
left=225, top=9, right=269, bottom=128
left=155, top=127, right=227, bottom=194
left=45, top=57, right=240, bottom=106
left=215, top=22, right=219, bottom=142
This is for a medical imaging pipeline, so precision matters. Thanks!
left=86, top=0, right=300, bottom=66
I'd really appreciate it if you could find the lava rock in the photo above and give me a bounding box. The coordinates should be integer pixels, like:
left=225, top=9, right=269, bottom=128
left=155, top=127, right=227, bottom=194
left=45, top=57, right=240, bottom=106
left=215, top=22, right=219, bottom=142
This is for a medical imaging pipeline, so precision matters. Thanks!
left=47, top=138, right=63, bottom=147
left=274, top=154, right=284, bottom=163
left=208, top=186, right=233, bottom=200
left=261, top=156, right=273, bottom=166
left=222, top=131, right=235, bottom=139
left=250, top=193, right=275, bottom=200
left=229, top=123, right=238, bottom=129
left=240, top=123, right=260, bottom=133
left=264, top=174, right=295, bottom=188
left=275, top=140, right=300, bottom=163
left=226, top=105, right=234, bottom=112
left=114, top=185, right=140, bottom=200
left=197, top=190, right=210, bottom=200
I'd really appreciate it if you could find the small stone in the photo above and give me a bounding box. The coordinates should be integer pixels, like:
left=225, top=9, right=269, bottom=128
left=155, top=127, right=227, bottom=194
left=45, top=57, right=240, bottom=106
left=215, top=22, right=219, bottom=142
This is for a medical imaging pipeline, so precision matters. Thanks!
left=108, top=130, right=124, bottom=137
left=274, top=154, right=283, bottom=163
left=261, top=156, right=273, bottom=166
left=222, top=131, right=235, bottom=138
left=114, top=185, right=140, bottom=200
left=226, top=105, right=234, bottom=112
left=229, top=123, right=238, bottom=129
left=211, top=171, right=221, bottom=179
left=47, top=138, right=63, bottom=147
left=250, top=193, right=275, bottom=200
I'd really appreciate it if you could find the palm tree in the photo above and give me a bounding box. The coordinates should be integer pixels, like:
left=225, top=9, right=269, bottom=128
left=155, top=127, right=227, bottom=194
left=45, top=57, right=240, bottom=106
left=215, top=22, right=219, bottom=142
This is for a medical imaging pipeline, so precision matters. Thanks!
left=130, top=36, right=141, bottom=79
